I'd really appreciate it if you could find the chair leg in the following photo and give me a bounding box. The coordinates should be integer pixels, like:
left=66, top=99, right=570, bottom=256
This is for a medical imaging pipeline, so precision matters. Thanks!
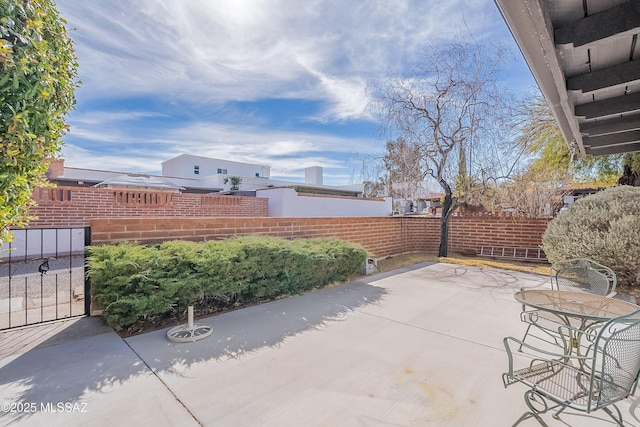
left=518, top=324, right=533, bottom=352
left=602, top=404, right=624, bottom=426
left=512, top=411, right=549, bottom=427
left=513, top=389, right=561, bottom=426
left=519, top=323, right=564, bottom=351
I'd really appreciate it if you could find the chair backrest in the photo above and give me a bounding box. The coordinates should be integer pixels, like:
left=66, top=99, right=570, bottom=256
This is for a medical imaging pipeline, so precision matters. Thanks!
left=591, top=309, right=640, bottom=410
left=551, top=258, right=617, bottom=295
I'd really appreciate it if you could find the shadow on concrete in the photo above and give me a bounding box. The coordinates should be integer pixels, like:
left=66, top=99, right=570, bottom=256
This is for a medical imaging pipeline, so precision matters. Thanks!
left=126, top=279, right=387, bottom=375
left=0, top=278, right=387, bottom=425
left=0, top=315, right=147, bottom=426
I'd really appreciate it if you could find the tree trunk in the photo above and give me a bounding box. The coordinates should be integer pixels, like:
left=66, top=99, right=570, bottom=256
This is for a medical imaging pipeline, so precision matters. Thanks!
left=438, top=179, right=454, bottom=257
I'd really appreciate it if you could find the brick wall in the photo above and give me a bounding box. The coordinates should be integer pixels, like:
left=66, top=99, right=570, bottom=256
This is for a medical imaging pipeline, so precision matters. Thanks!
left=89, top=215, right=548, bottom=259
left=449, top=213, right=550, bottom=255
left=28, top=186, right=268, bottom=227
left=26, top=185, right=550, bottom=258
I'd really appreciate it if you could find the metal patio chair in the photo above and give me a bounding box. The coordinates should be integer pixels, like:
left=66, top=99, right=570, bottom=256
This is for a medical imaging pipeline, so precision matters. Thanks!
left=503, top=308, right=640, bottom=426
left=519, top=258, right=617, bottom=350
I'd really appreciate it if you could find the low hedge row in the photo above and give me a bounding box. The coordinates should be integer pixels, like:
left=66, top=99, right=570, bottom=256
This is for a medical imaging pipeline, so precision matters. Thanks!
left=87, top=235, right=368, bottom=329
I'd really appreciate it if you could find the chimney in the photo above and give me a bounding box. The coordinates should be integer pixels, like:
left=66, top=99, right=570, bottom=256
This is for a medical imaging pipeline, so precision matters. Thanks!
left=305, top=166, right=323, bottom=185
left=46, top=158, right=65, bottom=180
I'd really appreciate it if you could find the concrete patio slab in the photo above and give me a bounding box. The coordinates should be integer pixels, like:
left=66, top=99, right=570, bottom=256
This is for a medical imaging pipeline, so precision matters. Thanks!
left=2, top=262, right=640, bottom=426
left=0, top=318, right=198, bottom=426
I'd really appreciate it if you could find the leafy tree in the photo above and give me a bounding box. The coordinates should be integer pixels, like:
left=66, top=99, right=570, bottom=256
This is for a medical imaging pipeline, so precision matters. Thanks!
left=0, top=0, right=78, bottom=243
left=371, top=40, right=511, bottom=256
left=495, top=95, right=624, bottom=217
left=517, top=95, right=622, bottom=186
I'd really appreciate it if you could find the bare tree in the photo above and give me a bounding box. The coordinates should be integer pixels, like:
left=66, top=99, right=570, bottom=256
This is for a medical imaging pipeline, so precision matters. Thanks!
left=497, top=172, right=568, bottom=217
left=384, top=137, right=423, bottom=211
left=349, top=153, right=390, bottom=198
left=371, top=40, right=511, bottom=256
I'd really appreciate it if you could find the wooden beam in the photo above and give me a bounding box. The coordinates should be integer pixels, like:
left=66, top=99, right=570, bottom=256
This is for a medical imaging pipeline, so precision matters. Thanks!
left=567, top=61, right=640, bottom=93
left=583, top=130, right=640, bottom=148
left=574, top=92, right=640, bottom=119
left=586, top=141, right=640, bottom=155
left=580, top=114, right=640, bottom=136
left=555, top=2, right=640, bottom=48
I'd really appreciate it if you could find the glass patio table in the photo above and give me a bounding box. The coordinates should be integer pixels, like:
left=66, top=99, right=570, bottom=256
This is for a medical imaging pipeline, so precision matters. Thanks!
left=514, top=289, right=640, bottom=355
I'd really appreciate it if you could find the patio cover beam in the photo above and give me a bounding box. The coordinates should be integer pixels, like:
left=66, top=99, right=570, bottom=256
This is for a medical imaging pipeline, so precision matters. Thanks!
left=583, top=130, right=640, bottom=148
left=580, top=114, right=640, bottom=137
left=567, top=61, right=640, bottom=93
left=574, top=92, right=640, bottom=119
left=555, top=1, right=640, bottom=48
left=586, top=141, right=640, bottom=155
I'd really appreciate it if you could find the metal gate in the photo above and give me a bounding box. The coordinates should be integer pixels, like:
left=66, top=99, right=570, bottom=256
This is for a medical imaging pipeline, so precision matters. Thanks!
left=0, top=227, right=90, bottom=330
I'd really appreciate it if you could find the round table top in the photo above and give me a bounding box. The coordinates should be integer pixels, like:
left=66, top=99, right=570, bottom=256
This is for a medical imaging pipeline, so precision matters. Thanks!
left=514, top=289, right=640, bottom=321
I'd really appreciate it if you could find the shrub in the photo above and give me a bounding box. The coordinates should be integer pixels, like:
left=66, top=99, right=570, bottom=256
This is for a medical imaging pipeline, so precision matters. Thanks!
left=88, top=236, right=367, bottom=329
left=542, top=186, right=640, bottom=287
left=1, top=0, right=79, bottom=242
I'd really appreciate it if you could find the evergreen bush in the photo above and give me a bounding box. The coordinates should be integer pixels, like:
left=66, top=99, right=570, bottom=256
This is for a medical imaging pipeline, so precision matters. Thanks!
left=542, top=186, right=640, bottom=287
left=88, top=236, right=367, bottom=329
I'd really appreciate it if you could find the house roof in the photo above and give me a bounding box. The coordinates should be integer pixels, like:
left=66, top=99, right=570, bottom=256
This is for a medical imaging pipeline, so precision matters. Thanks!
left=55, top=166, right=223, bottom=192
left=495, top=0, right=640, bottom=156
left=93, top=174, right=186, bottom=191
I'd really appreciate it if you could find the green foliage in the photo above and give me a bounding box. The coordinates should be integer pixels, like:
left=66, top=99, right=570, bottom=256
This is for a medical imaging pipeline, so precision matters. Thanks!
left=622, top=153, right=640, bottom=174
left=542, top=186, right=640, bottom=287
left=0, top=0, right=79, bottom=242
left=223, top=176, right=242, bottom=191
left=519, top=96, right=622, bottom=186
left=87, top=236, right=368, bottom=329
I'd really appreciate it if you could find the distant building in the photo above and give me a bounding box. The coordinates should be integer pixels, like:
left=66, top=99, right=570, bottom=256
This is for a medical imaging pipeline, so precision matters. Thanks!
left=43, top=155, right=392, bottom=218
left=46, top=155, right=371, bottom=198
left=161, top=154, right=271, bottom=180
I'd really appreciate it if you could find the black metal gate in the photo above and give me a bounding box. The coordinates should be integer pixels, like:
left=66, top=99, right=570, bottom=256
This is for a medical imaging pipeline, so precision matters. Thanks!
left=0, top=227, right=90, bottom=330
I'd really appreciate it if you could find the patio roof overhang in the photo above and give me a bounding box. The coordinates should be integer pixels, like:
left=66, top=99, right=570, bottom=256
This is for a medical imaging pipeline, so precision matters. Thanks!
left=494, top=0, right=640, bottom=157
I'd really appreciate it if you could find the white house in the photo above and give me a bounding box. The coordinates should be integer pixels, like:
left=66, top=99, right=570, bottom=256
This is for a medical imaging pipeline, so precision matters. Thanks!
left=46, top=155, right=393, bottom=216
left=161, top=154, right=270, bottom=180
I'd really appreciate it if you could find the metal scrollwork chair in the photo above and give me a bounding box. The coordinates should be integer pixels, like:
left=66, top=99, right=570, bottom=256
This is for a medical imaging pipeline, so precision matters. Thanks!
left=519, top=258, right=617, bottom=350
left=503, top=309, right=640, bottom=426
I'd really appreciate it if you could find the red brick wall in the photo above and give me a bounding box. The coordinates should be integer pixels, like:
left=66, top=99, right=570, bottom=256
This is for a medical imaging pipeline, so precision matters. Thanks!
left=449, top=213, right=550, bottom=255
left=90, top=216, right=439, bottom=258
left=26, top=185, right=550, bottom=258
left=28, top=186, right=268, bottom=227
left=89, top=215, right=548, bottom=259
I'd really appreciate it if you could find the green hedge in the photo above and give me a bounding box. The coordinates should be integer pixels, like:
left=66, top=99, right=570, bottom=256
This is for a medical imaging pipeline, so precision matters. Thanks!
left=87, top=236, right=367, bottom=329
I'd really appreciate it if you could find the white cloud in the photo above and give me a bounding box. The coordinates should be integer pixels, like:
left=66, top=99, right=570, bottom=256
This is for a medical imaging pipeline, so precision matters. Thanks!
left=61, top=144, right=168, bottom=173
left=153, top=121, right=379, bottom=170
left=59, top=0, right=502, bottom=120
left=55, top=0, right=524, bottom=186
left=62, top=114, right=379, bottom=182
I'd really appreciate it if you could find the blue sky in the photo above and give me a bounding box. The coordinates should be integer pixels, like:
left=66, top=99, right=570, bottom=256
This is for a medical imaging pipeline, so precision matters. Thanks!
left=56, top=0, right=535, bottom=186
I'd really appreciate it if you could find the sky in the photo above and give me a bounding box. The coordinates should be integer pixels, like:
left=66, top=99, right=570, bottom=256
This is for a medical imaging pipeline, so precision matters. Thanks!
left=56, top=0, right=536, bottom=186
